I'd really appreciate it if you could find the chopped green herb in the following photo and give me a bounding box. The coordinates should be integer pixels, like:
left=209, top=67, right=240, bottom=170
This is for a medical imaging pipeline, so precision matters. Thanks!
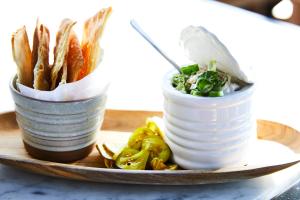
left=172, top=74, right=187, bottom=93
left=196, top=78, right=214, bottom=94
left=180, top=64, right=199, bottom=75
left=208, top=90, right=224, bottom=97
left=190, top=89, right=203, bottom=96
left=172, top=74, right=185, bottom=87
left=176, top=83, right=187, bottom=93
left=208, top=60, right=217, bottom=72
left=172, top=60, right=232, bottom=97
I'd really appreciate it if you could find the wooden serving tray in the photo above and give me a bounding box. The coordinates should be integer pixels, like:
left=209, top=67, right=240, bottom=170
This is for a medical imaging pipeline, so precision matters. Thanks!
left=0, top=109, right=299, bottom=185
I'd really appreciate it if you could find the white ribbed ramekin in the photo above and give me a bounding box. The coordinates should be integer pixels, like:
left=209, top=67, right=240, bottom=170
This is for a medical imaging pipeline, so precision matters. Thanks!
left=162, top=70, right=255, bottom=170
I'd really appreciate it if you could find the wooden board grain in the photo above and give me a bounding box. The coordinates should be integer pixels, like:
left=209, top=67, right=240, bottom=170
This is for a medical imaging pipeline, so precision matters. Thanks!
left=0, top=110, right=299, bottom=185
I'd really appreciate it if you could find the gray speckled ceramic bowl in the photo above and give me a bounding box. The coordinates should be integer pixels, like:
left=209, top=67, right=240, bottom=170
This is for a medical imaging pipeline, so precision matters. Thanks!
left=9, top=76, right=107, bottom=162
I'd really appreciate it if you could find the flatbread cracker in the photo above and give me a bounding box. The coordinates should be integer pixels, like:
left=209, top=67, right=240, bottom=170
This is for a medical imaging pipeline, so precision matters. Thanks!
left=50, top=19, right=76, bottom=90
left=32, top=20, right=51, bottom=90
left=12, top=26, right=33, bottom=87
left=78, top=7, right=112, bottom=80
left=67, top=31, right=84, bottom=82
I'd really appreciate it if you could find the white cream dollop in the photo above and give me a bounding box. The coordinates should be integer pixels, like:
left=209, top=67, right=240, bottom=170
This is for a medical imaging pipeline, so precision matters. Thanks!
left=180, top=26, right=252, bottom=83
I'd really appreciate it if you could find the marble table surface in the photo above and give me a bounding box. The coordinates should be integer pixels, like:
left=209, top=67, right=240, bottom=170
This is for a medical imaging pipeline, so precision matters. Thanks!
left=0, top=162, right=300, bottom=200
left=1, top=0, right=300, bottom=199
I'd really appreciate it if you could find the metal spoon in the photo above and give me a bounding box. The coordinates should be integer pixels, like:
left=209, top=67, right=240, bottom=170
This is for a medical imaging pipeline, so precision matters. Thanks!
left=130, top=19, right=181, bottom=72
left=130, top=20, right=249, bottom=87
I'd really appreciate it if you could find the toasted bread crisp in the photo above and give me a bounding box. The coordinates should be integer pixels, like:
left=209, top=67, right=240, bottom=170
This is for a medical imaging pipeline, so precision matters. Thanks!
left=67, top=31, right=84, bottom=82
left=50, top=19, right=76, bottom=90
left=32, top=20, right=51, bottom=90
left=12, top=7, right=112, bottom=91
left=78, top=7, right=112, bottom=80
left=12, top=26, right=33, bottom=87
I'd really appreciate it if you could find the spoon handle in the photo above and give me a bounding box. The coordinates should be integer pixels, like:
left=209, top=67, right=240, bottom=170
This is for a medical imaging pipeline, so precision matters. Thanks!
left=130, top=19, right=181, bottom=72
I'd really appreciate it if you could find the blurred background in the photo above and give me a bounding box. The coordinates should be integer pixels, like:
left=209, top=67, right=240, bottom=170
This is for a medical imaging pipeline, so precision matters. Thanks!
left=218, top=0, right=300, bottom=25
left=1, top=0, right=299, bottom=130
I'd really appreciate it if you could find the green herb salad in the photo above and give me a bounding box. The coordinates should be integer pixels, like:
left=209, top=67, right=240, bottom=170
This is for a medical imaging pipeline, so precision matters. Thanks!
left=172, top=60, right=239, bottom=97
